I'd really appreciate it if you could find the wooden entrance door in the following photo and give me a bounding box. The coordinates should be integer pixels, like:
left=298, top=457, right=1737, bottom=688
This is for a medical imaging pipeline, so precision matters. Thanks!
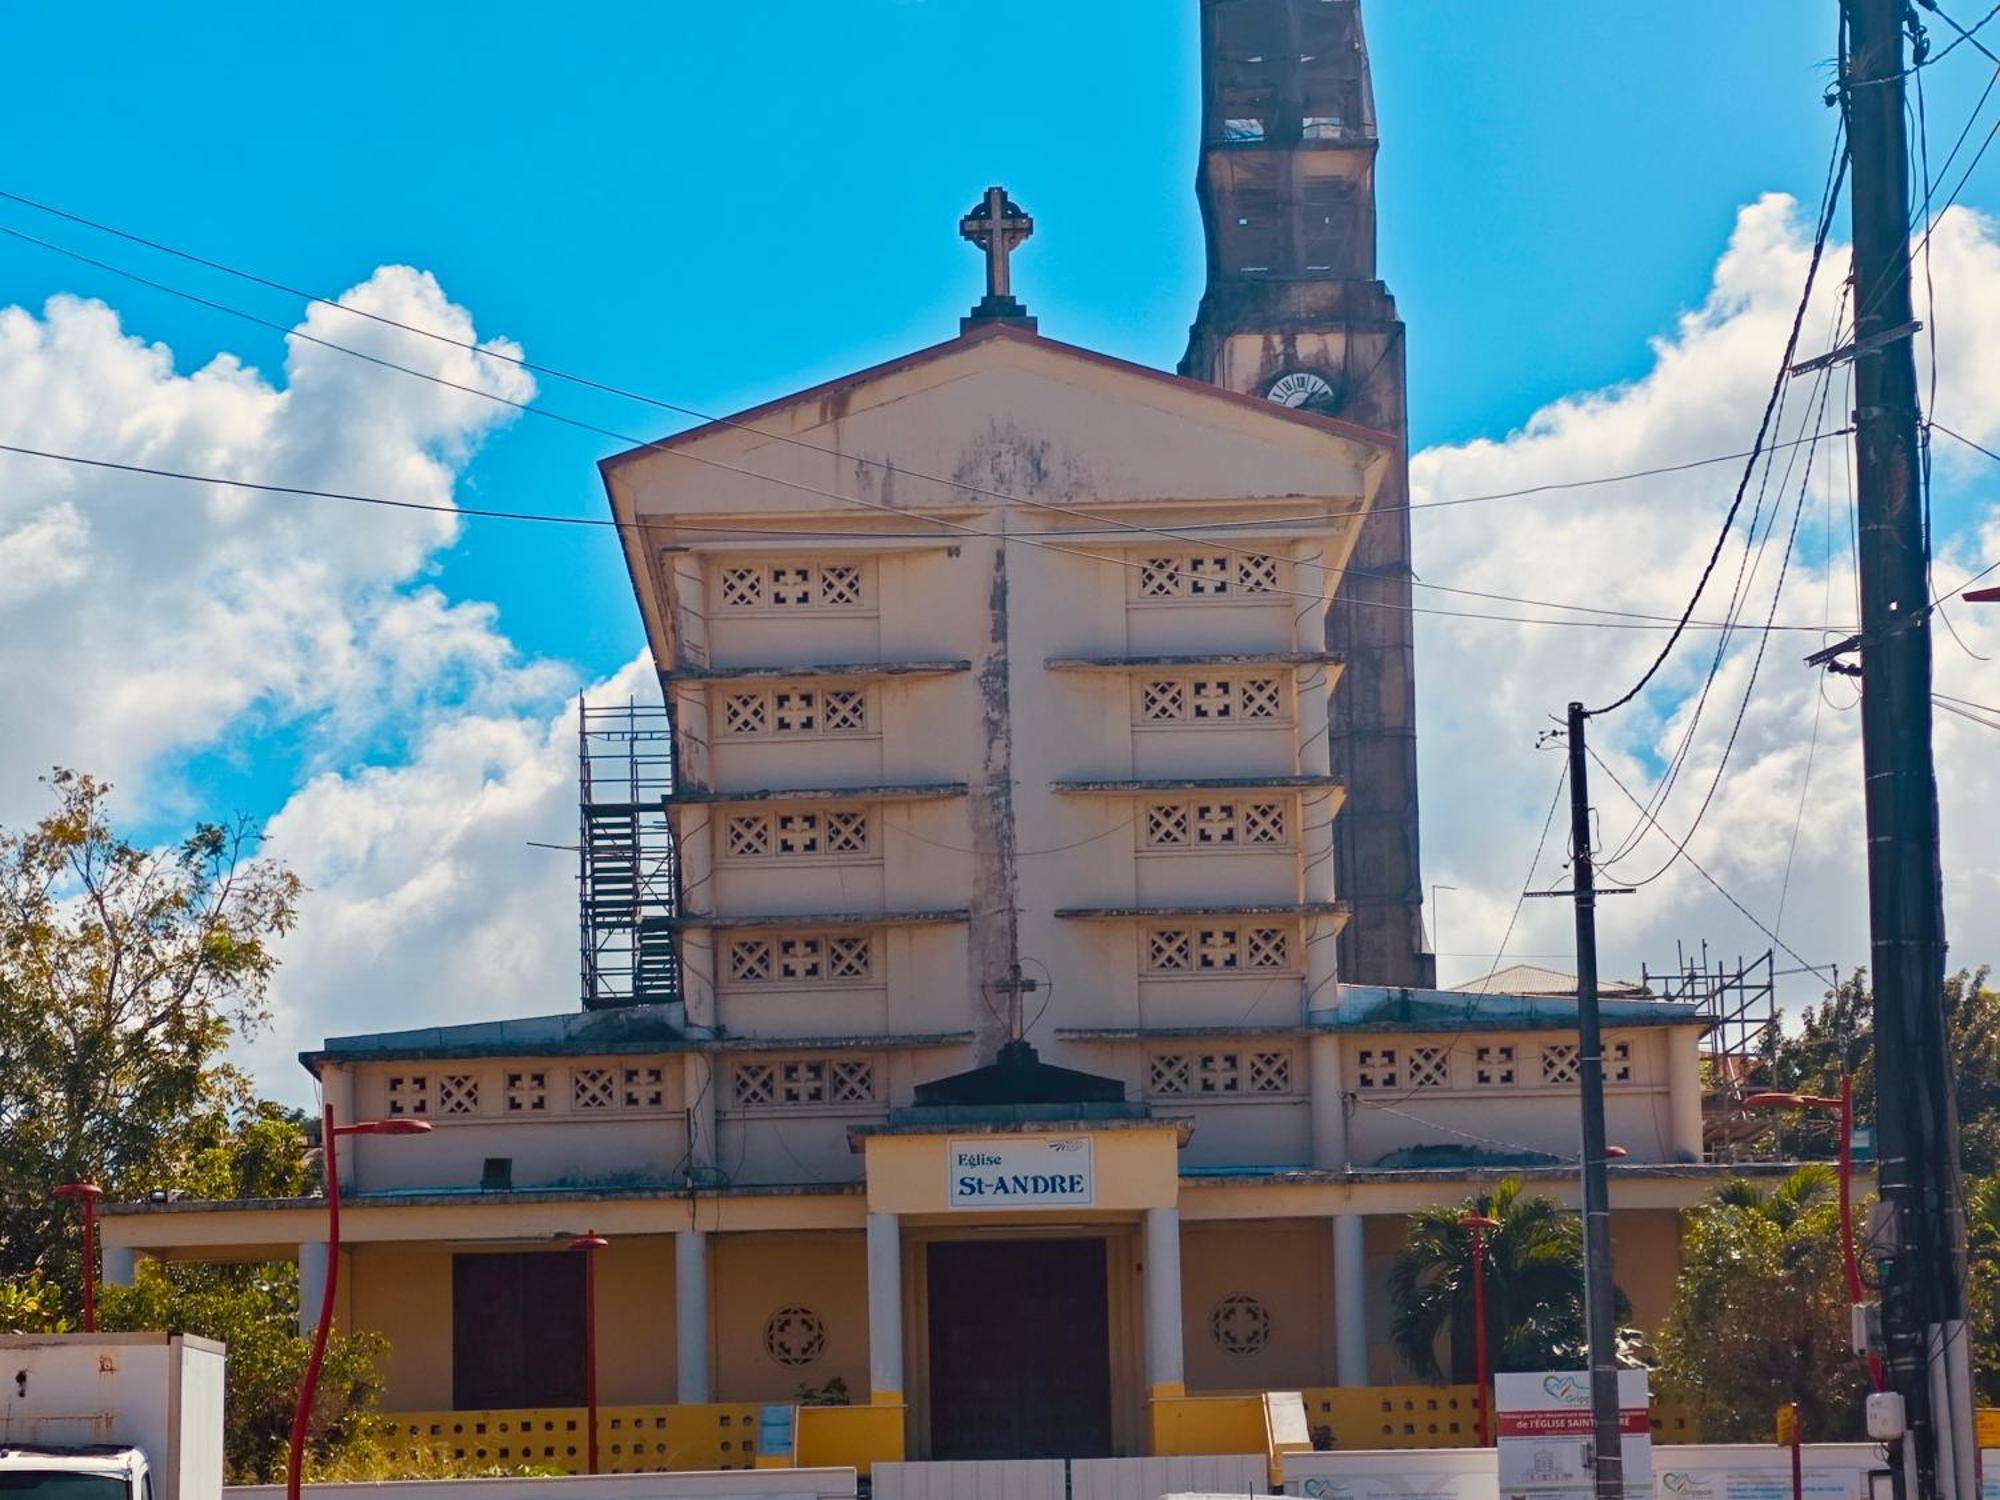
left=926, top=1237, right=1113, bottom=1459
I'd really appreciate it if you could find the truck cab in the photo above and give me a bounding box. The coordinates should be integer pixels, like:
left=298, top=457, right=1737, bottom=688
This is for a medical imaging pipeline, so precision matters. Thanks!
left=0, top=1444, right=152, bottom=1500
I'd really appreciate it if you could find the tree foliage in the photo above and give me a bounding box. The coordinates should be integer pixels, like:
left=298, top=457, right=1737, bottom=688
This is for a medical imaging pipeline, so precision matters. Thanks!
left=1765, top=966, right=2000, bottom=1175
left=0, top=770, right=302, bottom=1302
left=1969, top=1173, right=2000, bottom=1406
left=102, top=1261, right=387, bottom=1484
left=0, top=772, right=387, bottom=1482
left=1389, top=1177, right=1630, bottom=1382
left=1655, top=1166, right=1869, bottom=1441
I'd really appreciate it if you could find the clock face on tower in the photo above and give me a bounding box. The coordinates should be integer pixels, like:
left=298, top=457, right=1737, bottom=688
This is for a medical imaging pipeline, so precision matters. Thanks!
left=1264, top=370, right=1336, bottom=409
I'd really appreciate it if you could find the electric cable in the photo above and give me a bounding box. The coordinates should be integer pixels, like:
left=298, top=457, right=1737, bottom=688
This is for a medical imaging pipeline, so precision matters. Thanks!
left=1606, top=370, right=1832, bottom=889
left=1586, top=128, right=1850, bottom=717
left=0, top=440, right=1859, bottom=635
left=0, top=185, right=1858, bottom=525
left=1584, top=744, right=1835, bottom=983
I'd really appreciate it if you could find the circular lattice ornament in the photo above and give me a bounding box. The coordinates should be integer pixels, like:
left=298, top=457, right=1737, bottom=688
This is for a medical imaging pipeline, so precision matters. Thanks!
left=763, top=1305, right=827, bottom=1367
left=1210, top=1294, right=1272, bottom=1356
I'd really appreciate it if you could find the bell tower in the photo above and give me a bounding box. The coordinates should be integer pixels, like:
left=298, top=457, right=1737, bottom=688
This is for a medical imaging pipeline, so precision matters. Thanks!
left=1180, top=0, right=1432, bottom=987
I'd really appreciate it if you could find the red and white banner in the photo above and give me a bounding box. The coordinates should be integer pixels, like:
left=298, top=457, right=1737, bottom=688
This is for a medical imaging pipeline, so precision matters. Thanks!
left=1494, top=1371, right=1651, bottom=1500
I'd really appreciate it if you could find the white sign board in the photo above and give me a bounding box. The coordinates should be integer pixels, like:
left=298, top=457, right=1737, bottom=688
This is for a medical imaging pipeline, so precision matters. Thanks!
left=1496, top=1371, right=1651, bottom=1500
left=947, top=1136, right=1093, bottom=1209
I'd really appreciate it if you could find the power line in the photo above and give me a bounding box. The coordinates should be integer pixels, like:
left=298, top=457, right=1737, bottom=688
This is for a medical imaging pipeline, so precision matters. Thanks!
left=1584, top=744, right=1834, bottom=983
left=0, top=184, right=1860, bottom=525
left=1587, top=128, right=1851, bottom=717
left=0, top=440, right=1861, bottom=636
left=1917, top=1, right=2000, bottom=72
left=1604, top=364, right=1835, bottom=888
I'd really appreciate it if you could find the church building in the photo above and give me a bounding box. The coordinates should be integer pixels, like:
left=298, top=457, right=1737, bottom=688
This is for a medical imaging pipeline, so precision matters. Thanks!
left=98, top=0, right=1790, bottom=1474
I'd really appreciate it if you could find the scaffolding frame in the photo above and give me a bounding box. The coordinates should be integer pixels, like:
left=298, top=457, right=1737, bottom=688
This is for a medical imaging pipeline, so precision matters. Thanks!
left=578, top=699, right=677, bottom=1011
left=1644, top=942, right=1782, bottom=1159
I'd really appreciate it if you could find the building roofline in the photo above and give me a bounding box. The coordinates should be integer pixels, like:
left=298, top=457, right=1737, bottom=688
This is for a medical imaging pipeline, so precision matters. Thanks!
left=596, top=320, right=1397, bottom=478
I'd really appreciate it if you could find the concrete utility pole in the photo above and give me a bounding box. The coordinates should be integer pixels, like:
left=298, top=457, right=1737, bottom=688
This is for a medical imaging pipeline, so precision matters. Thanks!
left=1564, top=703, right=1624, bottom=1500
left=1841, top=4, right=1974, bottom=1498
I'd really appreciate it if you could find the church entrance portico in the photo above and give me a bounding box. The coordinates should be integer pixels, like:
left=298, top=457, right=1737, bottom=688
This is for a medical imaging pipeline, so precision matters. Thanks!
left=924, top=1236, right=1113, bottom=1459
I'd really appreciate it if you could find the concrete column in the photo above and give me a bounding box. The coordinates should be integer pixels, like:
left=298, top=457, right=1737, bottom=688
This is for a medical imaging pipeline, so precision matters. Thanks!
left=1308, top=1033, right=1349, bottom=1169
left=102, top=1244, right=137, bottom=1288
left=322, top=1064, right=357, bottom=1189
left=1665, top=1029, right=1702, bottom=1161
left=298, top=1240, right=330, bottom=1337
left=865, top=1213, right=904, bottom=1405
left=675, top=1228, right=711, bottom=1402
left=1143, top=1207, right=1186, bottom=1399
left=1333, top=1213, right=1368, bottom=1387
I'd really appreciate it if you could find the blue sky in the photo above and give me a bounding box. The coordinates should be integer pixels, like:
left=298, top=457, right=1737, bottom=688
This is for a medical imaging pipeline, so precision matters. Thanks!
left=2, top=3, right=1997, bottom=1067
left=7, top=1, right=1978, bottom=741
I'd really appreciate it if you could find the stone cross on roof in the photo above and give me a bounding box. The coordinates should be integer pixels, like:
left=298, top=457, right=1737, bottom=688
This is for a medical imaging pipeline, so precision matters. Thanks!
left=959, top=185, right=1036, bottom=331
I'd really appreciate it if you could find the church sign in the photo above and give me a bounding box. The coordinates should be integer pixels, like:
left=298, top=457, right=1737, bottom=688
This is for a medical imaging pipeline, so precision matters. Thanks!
left=947, top=1137, right=1094, bottom=1209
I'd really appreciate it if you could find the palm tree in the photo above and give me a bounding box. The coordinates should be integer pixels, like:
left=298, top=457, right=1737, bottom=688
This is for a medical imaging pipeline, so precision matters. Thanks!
left=1389, top=1177, right=1628, bottom=1382
left=1710, top=1162, right=1836, bottom=1229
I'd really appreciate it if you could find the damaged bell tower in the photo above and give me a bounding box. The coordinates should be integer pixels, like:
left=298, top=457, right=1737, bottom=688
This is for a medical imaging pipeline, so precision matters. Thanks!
left=1180, top=0, right=1432, bottom=988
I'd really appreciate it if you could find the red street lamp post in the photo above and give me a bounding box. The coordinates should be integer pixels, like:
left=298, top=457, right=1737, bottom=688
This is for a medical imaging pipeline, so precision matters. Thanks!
left=569, top=1233, right=609, bottom=1475
left=53, top=1183, right=104, bottom=1332
left=1459, top=1213, right=1502, bottom=1446
left=1742, top=1079, right=1883, bottom=1389
left=286, top=1109, right=431, bottom=1500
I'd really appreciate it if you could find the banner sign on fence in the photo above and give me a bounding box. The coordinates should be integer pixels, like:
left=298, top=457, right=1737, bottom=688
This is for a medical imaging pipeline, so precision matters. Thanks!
left=1495, top=1371, right=1651, bottom=1500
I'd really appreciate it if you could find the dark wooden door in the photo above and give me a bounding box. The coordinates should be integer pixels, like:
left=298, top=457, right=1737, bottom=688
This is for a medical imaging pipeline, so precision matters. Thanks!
left=926, top=1238, right=1113, bottom=1459
left=452, top=1251, right=586, bottom=1410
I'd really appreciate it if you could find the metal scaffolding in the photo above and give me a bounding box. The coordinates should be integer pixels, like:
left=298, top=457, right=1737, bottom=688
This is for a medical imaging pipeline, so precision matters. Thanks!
left=578, top=699, right=677, bottom=1011
left=1644, top=942, right=1782, bottom=1159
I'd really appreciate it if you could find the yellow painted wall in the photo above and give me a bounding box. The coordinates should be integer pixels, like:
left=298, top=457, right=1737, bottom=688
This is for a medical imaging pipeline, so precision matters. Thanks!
left=713, top=1230, right=868, bottom=1404
left=1610, top=1207, right=1684, bottom=1335
left=349, top=1244, right=454, bottom=1409
left=1180, top=1220, right=1334, bottom=1392
left=347, top=1237, right=680, bottom=1411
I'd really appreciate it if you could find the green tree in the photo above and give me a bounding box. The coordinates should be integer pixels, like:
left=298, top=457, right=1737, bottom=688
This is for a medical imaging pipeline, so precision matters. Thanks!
left=0, top=772, right=389, bottom=1482
left=1968, top=1173, right=2000, bottom=1406
left=1655, top=1166, right=1868, bottom=1441
left=0, top=769, right=302, bottom=1304
left=1764, top=966, right=2000, bottom=1175
left=101, top=1261, right=387, bottom=1484
left=1389, top=1177, right=1628, bottom=1382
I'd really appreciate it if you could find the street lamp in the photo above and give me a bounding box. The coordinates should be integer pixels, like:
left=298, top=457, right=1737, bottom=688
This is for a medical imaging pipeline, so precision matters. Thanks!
left=53, top=1183, right=104, bottom=1332
left=286, top=1110, right=431, bottom=1500
left=1741, top=1078, right=1883, bottom=1389
left=567, top=1232, right=609, bottom=1476
left=1459, top=1213, right=1502, bottom=1446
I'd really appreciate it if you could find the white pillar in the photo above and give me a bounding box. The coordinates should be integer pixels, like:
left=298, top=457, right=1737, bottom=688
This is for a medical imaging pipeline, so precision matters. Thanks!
left=1308, top=1034, right=1349, bottom=1169
left=102, top=1244, right=137, bottom=1288
left=866, top=1213, right=904, bottom=1404
left=676, top=1229, right=711, bottom=1402
left=1144, top=1207, right=1186, bottom=1398
left=1333, top=1214, right=1368, bottom=1387
left=298, top=1240, right=330, bottom=1337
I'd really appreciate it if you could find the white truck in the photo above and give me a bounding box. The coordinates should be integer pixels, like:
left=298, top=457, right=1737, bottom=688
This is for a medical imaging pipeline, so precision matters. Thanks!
left=0, top=1333, right=225, bottom=1500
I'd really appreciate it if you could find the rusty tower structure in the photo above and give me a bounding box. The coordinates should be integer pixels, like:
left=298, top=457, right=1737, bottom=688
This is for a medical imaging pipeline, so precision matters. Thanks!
left=1180, top=0, right=1431, bottom=987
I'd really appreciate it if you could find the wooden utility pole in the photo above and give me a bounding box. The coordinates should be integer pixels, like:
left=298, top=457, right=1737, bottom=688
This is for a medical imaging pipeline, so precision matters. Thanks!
left=1842, top=3, right=1973, bottom=1498
left=1565, top=703, right=1624, bottom=1500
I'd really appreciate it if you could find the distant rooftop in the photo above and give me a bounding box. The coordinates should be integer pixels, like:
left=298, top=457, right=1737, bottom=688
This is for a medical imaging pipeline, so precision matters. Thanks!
left=1450, top=963, right=1652, bottom=1000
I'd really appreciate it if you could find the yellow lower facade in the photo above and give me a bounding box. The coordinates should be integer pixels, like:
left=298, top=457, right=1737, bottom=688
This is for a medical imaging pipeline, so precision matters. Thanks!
left=106, top=1118, right=1737, bottom=1467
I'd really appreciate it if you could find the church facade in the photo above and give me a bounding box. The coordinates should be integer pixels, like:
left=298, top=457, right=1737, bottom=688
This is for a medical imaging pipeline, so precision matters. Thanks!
left=96, top=1, right=1794, bottom=1472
